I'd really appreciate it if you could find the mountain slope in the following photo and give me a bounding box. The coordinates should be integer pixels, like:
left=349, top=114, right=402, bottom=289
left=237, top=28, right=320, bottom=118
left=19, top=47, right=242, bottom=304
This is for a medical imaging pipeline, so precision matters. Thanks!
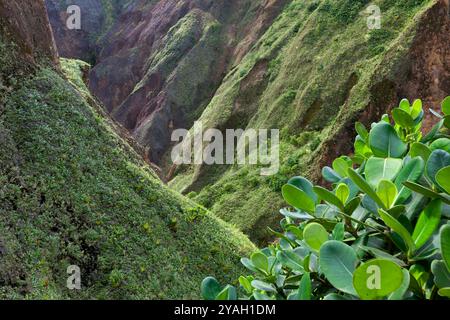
left=170, top=0, right=450, bottom=243
left=0, top=0, right=254, bottom=299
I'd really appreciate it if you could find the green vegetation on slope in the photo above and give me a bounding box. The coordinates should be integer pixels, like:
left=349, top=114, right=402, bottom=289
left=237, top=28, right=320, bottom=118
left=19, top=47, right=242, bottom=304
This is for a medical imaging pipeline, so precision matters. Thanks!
left=0, top=37, right=254, bottom=299
left=169, top=0, right=437, bottom=244
left=202, top=97, right=450, bottom=300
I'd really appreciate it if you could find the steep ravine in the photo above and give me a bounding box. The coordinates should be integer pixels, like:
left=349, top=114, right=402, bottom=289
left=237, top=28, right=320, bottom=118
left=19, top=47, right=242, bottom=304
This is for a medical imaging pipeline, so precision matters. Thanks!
left=45, top=0, right=450, bottom=245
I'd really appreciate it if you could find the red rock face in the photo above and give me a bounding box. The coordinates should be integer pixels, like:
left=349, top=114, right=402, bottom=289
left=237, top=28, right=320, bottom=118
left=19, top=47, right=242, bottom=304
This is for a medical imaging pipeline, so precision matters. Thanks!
left=45, top=0, right=107, bottom=62
left=0, top=0, right=59, bottom=66
left=84, top=0, right=288, bottom=163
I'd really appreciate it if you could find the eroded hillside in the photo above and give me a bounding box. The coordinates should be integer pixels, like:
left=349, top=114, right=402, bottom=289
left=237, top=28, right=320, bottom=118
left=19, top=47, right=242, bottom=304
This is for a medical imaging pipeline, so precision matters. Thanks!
left=0, top=0, right=254, bottom=299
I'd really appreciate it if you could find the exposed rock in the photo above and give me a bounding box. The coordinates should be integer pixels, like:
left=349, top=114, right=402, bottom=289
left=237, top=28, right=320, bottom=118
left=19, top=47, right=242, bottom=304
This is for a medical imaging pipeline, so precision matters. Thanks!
left=0, top=0, right=59, bottom=66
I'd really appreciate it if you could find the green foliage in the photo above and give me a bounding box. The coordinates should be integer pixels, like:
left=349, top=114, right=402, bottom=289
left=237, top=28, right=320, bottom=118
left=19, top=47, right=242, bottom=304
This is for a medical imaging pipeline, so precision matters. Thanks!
left=202, top=97, right=450, bottom=300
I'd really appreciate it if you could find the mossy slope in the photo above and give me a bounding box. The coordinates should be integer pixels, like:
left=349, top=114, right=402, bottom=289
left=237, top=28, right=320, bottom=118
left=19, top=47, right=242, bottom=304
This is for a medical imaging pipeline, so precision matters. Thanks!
left=0, top=37, right=255, bottom=299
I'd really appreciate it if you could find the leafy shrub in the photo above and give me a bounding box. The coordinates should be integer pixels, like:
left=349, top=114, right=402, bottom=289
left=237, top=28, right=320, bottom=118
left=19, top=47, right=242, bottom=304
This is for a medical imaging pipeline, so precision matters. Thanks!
left=202, top=97, right=450, bottom=300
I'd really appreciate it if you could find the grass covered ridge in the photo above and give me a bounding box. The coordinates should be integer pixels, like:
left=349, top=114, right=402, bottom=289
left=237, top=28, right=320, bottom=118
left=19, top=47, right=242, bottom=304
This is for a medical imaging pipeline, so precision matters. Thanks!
left=0, top=41, right=255, bottom=298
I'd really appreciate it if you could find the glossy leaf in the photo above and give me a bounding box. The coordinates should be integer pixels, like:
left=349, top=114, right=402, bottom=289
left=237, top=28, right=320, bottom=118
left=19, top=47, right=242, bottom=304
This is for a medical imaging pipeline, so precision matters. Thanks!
left=412, top=199, right=442, bottom=249
left=336, top=183, right=350, bottom=204
left=426, top=150, right=450, bottom=185
left=369, top=122, right=407, bottom=158
left=251, top=252, right=269, bottom=273
left=333, top=157, right=351, bottom=178
left=394, top=157, right=425, bottom=205
left=276, top=250, right=305, bottom=272
left=320, top=241, right=358, bottom=295
left=431, top=260, right=450, bottom=289
left=442, top=96, right=450, bottom=115
left=365, top=157, right=403, bottom=188
left=441, top=225, right=450, bottom=271
left=348, top=168, right=386, bottom=210
left=388, top=269, right=410, bottom=300
left=313, top=186, right=345, bottom=211
left=436, top=166, right=450, bottom=194
left=392, top=108, right=414, bottom=128
left=353, top=259, right=403, bottom=300
left=379, top=209, right=415, bottom=254
left=303, top=222, right=329, bottom=252
left=430, top=138, right=450, bottom=153
left=377, top=180, right=397, bottom=209
left=287, top=176, right=318, bottom=203
left=322, top=166, right=342, bottom=183
left=355, top=122, right=369, bottom=142
left=411, top=99, right=423, bottom=119
left=410, top=142, right=431, bottom=162
left=282, top=184, right=315, bottom=214
left=201, top=277, right=222, bottom=300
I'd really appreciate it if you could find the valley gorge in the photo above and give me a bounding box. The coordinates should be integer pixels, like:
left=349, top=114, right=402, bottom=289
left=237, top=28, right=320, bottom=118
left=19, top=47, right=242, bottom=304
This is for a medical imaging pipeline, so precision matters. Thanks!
left=0, top=0, right=449, bottom=299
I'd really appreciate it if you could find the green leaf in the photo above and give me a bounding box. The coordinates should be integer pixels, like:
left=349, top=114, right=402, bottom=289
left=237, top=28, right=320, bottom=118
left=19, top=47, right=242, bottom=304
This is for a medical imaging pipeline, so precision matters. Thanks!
left=411, top=99, right=423, bottom=119
left=441, top=225, right=450, bottom=271
left=369, top=122, right=407, bottom=158
left=412, top=199, right=442, bottom=249
left=320, top=241, right=358, bottom=295
left=427, top=150, right=450, bottom=185
left=251, top=252, right=269, bottom=273
left=313, top=186, right=345, bottom=211
left=239, top=276, right=253, bottom=294
left=201, top=277, right=222, bottom=300
left=322, top=166, right=342, bottom=183
left=333, top=157, right=351, bottom=178
left=298, top=273, right=312, bottom=300
left=251, top=280, right=277, bottom=293
left=348, top=168, right=386, bottom=210
left=399, top=99, right=410, bottom=113
left=365, top=157, right=403, bottom=188
left=216, top=285, right=237, bottom=300
left=389, top=268, right=410, bottom=300
left=394, top=157, right=425, bottom=204
left=387, top=205, right=406, bottom=219
left=344, top=196, right=361, bottom=215
left=403, top=181, right=450, bottom=205
left=410, top=142, right=431, bottom=162
left=303, top=222, right=329, bottom=251
left=355, top=122, right=369, bottom=142
left=392, top=108, right=414, bottom=128
left=282, top=184, right=315, bottom=214
left=438, top=288, right=450, bottom=297
left=241, top=258, right=258, bottom=273
left=276, top=250, right=305, bottom=272
left=436, top=166, right=450, bottom=194
left=431, top=260, right=450, bottom=289
left=445, top=115, right=450, bottom=129
left=287, top=176, right=318, bottom=203
left=379, top=209, right=415, bottom=254
left=353, top=259, right=403, bottom=300
left=430, top=138, right=450, bottom=153
left=336, top=183, right=350, bottom=204
left=289, top=273, right=312, bottom=300
left=442, top=96, right=450, bottom=115
left=332, top=222, right=345, bottom=241
left=377, top=180, right=398, bottom=209
left=422, top=119, right=444, bottom=143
